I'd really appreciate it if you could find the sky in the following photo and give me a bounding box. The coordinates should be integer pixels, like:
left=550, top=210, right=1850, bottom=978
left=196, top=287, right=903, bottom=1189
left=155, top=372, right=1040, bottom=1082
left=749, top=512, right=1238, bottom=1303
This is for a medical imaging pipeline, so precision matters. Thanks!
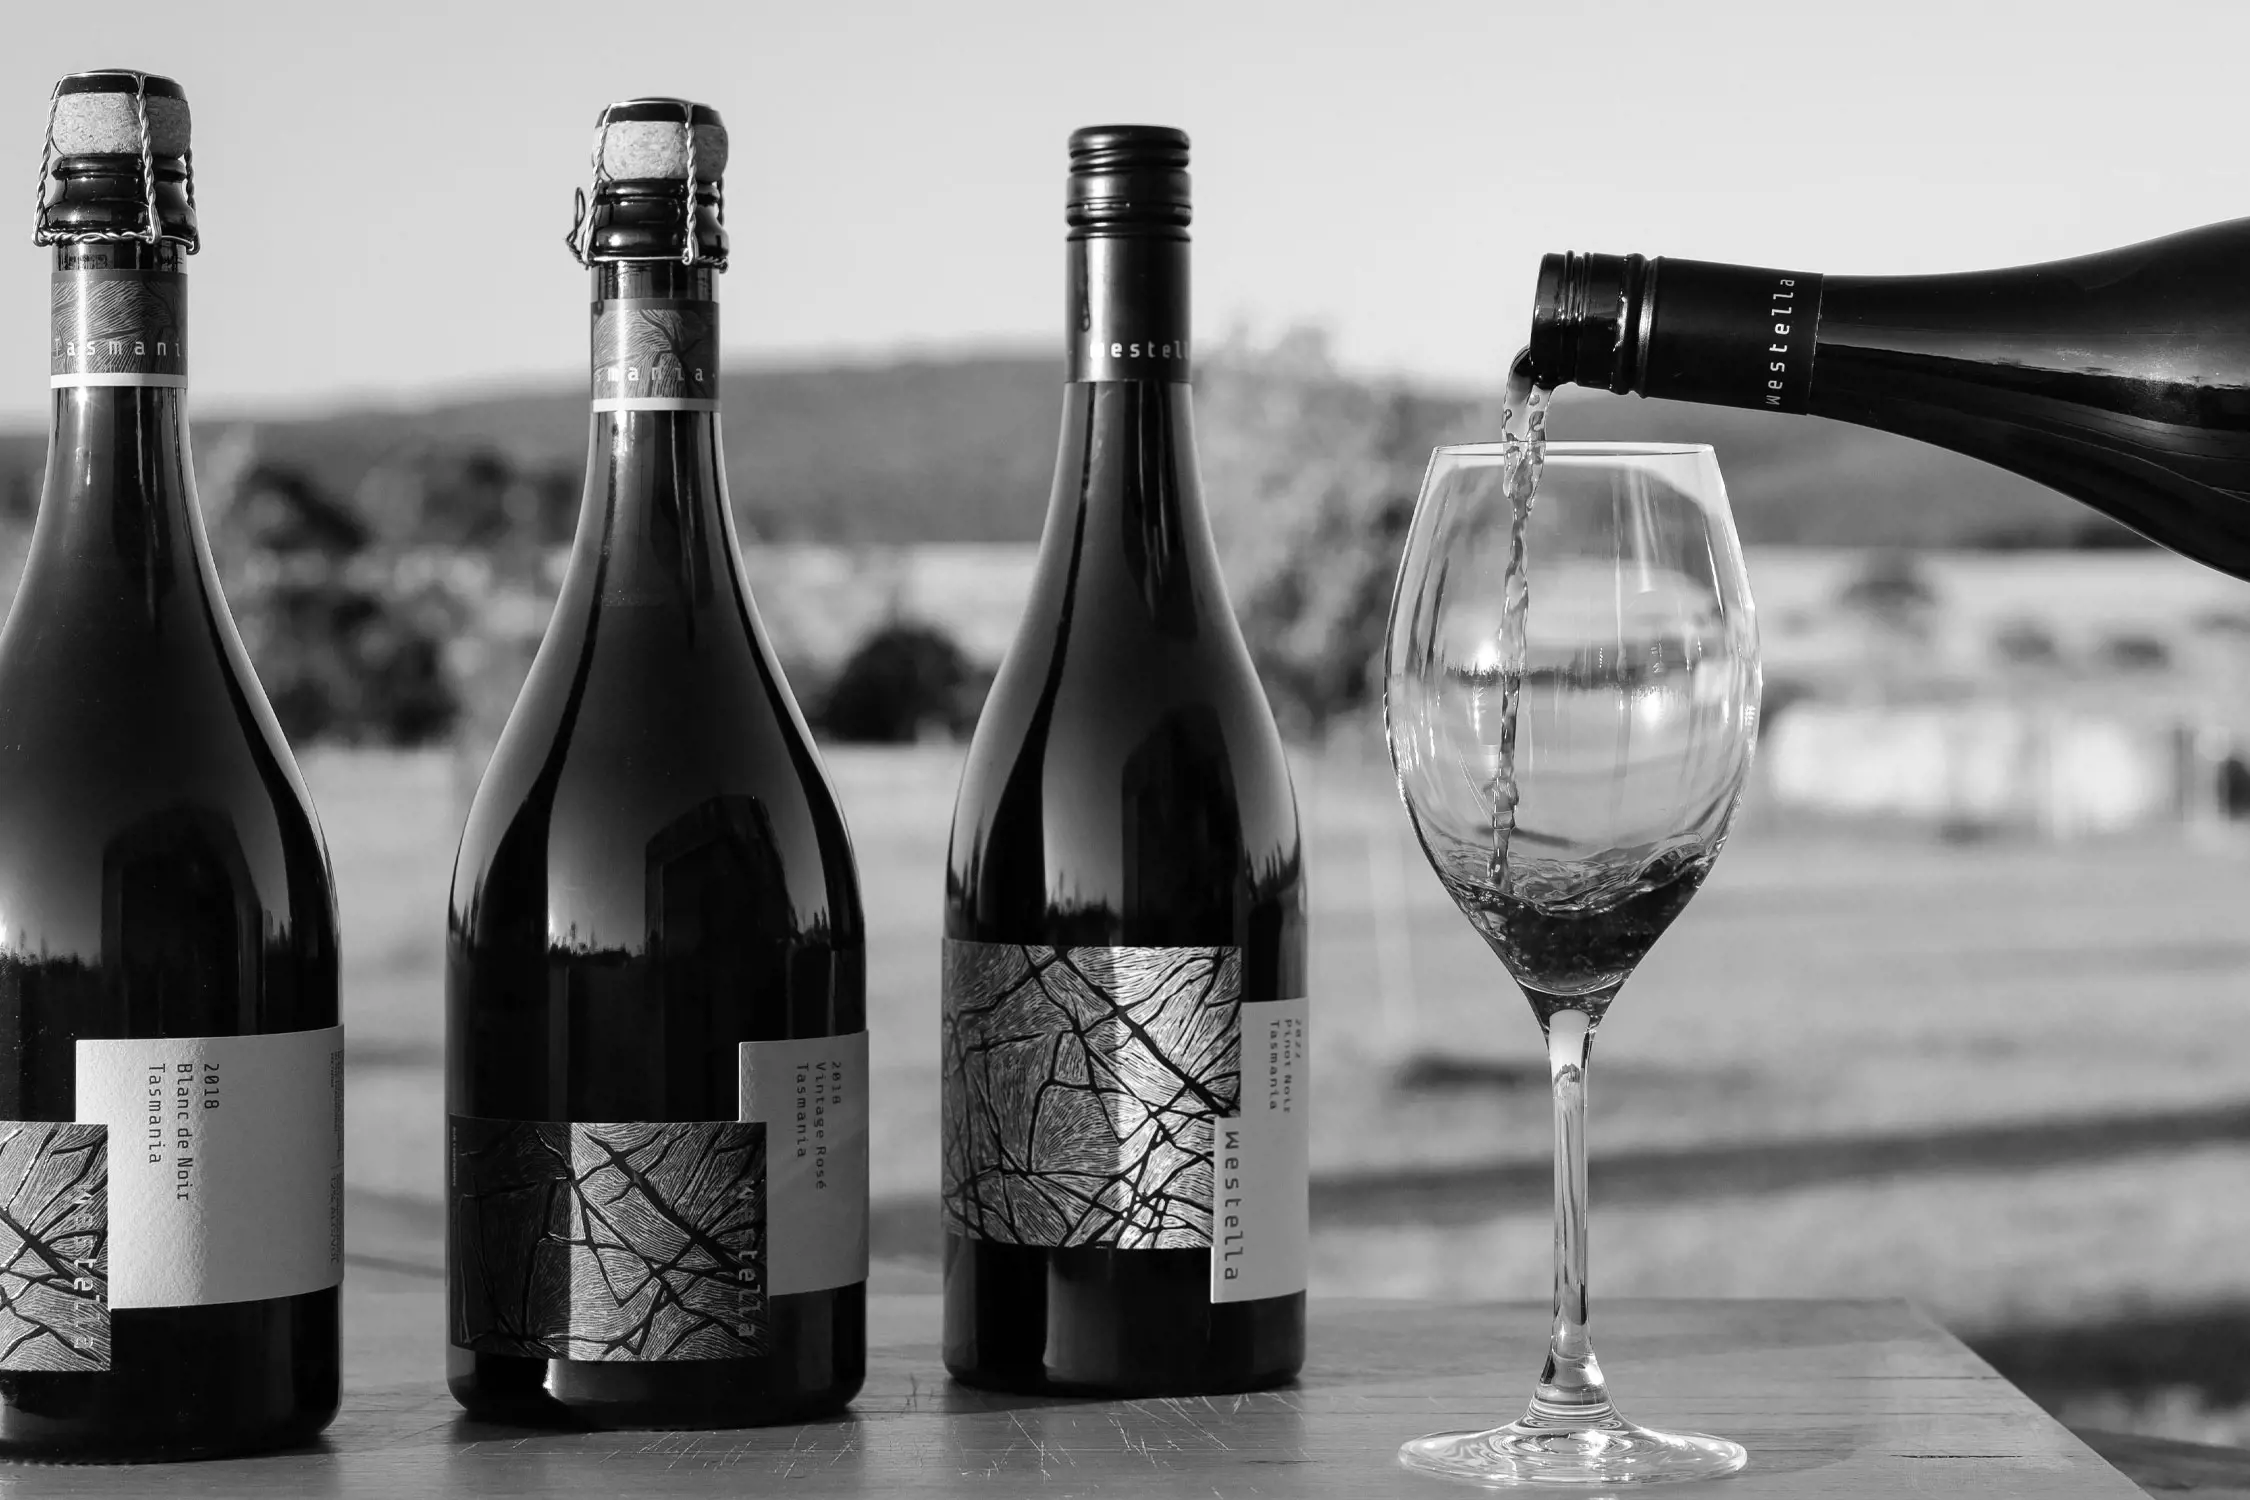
left=2, top=0, right=2246, bottom=423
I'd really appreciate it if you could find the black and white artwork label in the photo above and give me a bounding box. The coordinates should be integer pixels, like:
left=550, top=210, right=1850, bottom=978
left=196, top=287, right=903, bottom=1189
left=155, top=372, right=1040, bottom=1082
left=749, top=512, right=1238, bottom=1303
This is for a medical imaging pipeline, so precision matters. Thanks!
left=942, top=940, right=1308, bottom=1295
left=0, top=1122, right=108, bottom=1371
left=450, top=1119, right=769, bottom=1362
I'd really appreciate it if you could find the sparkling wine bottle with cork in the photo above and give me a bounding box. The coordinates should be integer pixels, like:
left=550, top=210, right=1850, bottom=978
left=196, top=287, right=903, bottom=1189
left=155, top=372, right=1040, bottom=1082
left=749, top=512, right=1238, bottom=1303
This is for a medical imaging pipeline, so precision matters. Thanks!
left=0, top=70, right=344, bottom=1460
left=445, top=98, right=868, bottom=1428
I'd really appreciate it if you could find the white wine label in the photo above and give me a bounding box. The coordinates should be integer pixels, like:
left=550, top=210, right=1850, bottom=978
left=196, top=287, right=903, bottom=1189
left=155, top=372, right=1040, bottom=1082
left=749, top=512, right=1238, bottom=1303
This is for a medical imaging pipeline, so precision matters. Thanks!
left=0, top=1122, right=109, bottom=1371
left=738, top=1032, right=869, bottom=1296
left=1211, top=997, right=1309, bottom=1303
left=943, top=940, right=1306, bottom=1286
left=75, top=1026, right=344, bottom=1311
left=450, top=1119, right=769, bottom=1361
left=50, top=267, right=188, bottom=388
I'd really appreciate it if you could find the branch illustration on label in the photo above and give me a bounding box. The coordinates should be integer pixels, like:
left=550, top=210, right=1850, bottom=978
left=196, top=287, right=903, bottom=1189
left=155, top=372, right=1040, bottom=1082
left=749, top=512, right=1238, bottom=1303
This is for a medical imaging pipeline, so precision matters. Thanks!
left=942, top=942, right=1241, bottom=1249
left=50, top=270, right=187, bottom=387
left=450, top=1118, right=769, bottom=1362
left=591, top=298, right=718, bottom=411
left=0, top=1122, right=108, bottom=1372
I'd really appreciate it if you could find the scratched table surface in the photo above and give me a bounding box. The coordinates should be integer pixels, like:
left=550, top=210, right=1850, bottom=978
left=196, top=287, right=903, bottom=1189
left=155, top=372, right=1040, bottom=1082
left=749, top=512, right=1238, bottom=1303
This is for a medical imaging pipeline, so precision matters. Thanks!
left=0, top=1286, right=2158, bottom=1498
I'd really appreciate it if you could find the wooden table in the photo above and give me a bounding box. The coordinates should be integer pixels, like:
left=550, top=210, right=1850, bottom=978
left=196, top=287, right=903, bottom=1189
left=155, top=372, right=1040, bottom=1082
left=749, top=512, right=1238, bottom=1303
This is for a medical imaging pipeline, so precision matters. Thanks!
left=0, top=1283, right=2170, bottom=1496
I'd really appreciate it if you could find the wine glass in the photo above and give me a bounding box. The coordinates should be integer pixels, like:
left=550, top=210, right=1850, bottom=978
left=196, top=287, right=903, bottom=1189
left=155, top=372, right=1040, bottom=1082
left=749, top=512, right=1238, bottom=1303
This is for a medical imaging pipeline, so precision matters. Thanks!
left=1383, top=442, right=1760, bottom=1486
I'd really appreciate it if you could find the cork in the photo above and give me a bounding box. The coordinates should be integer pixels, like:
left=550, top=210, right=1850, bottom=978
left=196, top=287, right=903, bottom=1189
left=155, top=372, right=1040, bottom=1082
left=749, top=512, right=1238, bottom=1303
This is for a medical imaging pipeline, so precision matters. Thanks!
left=592, top=101, right=727, bottom=181
left=50, top=78, right=191, bottom=157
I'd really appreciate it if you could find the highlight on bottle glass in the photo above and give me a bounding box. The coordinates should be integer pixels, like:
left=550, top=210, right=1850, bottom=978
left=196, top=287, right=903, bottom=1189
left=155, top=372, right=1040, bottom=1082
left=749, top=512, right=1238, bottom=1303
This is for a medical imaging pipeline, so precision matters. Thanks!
left=1383, top=442, right=1761, bottom=1485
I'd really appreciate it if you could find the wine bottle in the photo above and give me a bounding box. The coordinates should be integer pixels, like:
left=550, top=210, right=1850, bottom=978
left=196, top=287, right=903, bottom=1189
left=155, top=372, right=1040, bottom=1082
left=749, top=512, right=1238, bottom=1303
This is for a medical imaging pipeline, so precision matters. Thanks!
left=0, top=70, right=343, bottom=1460
left=1525, top=220, right=2250, bottom=581
left=942, top=125, right=1310, bottom=1396
left=446, top=98, right=867, bottom=1429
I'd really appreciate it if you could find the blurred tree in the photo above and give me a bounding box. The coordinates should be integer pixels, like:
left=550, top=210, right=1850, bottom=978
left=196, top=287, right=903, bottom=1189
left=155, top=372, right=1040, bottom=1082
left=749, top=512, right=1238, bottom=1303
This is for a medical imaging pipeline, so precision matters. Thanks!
left=1833, top=548, right=1944, bottom=700
left=1756, top=675, right=1820, bottom=738
left=0, top=466, right=35, bottom=522
left=817, top=621, right=988, bottom=743
left=217, top=461, right=369, bottom=560
left=2096, top=631, right=2173, bottom=673
left=256, top=585, right=457, bottom=746
left=1196, top=327, right=1482, bottom=739
left=199, top=431, right=462, bottom=747
left=2066, top=514, right=2159, bottom=550
left=2192, top=608, right=2250, bottom=639
left=355, top=445, right=534, bottom=549
left=1992, top=617, right=2064, bottom=667
left=1836, top=548, right=1940, bottom=631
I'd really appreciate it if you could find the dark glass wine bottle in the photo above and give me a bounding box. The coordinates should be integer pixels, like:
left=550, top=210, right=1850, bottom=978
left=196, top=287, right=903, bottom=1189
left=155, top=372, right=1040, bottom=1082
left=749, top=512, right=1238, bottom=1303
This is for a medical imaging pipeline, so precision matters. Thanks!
left=0, top=70, right=342, bottom=1460
left=1525, top=221, right=2250, bottom=581
left=941, top=125, right=1310, bottom=1397
left=446, top=98, right=866, bottom=1429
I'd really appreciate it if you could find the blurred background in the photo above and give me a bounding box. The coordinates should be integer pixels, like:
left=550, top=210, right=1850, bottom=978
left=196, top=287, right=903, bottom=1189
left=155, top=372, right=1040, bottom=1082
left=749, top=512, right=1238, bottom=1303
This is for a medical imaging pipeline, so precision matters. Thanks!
left=12, top=0, right=2250, bottom=1449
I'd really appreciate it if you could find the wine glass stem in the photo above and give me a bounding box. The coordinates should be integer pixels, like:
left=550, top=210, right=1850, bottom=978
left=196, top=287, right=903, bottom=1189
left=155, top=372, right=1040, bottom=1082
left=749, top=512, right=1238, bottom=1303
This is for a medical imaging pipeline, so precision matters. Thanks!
left=1534, top=1005, right=1614, bottom=1420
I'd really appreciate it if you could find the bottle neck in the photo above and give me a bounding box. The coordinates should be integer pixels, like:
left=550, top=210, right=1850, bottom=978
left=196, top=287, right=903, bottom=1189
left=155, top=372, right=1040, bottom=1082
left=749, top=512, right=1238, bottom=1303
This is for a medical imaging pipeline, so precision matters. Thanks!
left=1050, top=383, right=1225, bottom=634
left=567, top=259, right=737, bottom=618
left=34, top=239, right=204, bottom=594
left=1039, top=229, right=1225, bottom=639
left=1067, top=233, right=1191, bottom=383
left=1529, top=252, right=1824, bottom=413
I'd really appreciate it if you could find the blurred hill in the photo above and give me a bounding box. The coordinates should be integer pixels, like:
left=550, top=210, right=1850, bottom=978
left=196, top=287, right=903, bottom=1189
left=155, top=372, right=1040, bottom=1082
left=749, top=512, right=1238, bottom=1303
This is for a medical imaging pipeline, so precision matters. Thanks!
left=0, top=352, right=2134, bottom=550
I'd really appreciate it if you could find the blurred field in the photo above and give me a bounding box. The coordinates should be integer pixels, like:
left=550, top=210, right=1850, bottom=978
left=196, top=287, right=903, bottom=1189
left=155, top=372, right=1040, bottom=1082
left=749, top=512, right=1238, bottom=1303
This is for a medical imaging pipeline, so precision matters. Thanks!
left=315, top=741, right=2250, bottom=1443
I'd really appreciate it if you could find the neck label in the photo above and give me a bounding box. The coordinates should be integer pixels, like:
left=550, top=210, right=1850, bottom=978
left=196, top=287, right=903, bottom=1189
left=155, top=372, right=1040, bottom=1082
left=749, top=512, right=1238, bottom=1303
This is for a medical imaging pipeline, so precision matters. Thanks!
left=51, top=268, right=188, bottom=389
left=1069, top=237, right=1191, bottom=383
left=592, top=296, right=719, bottom=411
left=1643, top=260, right=1824, bottom=413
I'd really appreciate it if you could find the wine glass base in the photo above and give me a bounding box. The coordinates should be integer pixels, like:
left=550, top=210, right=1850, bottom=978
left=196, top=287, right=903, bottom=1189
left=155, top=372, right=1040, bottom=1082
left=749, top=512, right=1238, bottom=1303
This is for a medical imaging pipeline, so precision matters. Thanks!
left=1399, top=1415, right=1746, bottom=1487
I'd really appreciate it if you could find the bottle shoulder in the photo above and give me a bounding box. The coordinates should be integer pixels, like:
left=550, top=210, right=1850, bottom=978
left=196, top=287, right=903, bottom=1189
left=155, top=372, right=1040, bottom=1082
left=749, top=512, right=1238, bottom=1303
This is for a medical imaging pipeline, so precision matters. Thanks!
left=0, top=658, right=336, bottom=977
left=0, top=574, right=326, bottom=831
left=450, top=599, right=862, bottom=952
left=947, top=591, right=1304, bottom=944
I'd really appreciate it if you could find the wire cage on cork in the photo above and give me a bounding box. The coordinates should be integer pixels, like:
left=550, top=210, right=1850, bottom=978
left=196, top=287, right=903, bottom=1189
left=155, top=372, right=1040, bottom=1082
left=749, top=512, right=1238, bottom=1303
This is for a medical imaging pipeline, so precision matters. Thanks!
left=34, top=70, right=199, bottom=251
left=565, top=99, right=729, bottom=270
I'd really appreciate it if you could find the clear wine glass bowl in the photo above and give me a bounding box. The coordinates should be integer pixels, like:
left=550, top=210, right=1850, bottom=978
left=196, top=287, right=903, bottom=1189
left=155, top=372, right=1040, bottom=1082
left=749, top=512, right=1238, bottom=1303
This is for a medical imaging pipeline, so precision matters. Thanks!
left=1384, top=442, right=1761, bottom=1486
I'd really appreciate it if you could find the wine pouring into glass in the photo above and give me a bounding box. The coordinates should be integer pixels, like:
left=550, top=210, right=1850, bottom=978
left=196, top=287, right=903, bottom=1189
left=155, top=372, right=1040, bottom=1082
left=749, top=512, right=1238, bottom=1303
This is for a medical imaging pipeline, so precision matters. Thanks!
left=1383, top=372, right=1761, bottom=1485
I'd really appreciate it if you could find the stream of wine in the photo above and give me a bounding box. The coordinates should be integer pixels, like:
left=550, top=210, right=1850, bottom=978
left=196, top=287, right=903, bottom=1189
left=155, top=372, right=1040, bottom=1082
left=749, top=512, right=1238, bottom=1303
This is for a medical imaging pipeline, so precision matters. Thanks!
left=1485, top=347, right=1549, bottom=885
